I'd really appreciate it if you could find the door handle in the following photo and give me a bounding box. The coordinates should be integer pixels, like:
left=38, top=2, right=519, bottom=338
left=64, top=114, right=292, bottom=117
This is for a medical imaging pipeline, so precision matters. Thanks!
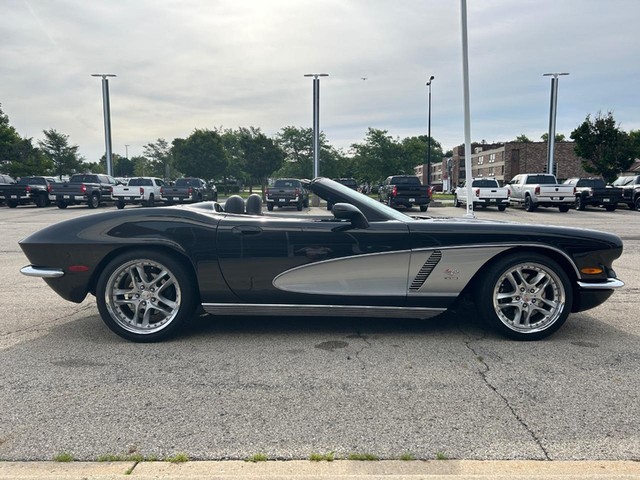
left=232, top=225, right=263, bottom=235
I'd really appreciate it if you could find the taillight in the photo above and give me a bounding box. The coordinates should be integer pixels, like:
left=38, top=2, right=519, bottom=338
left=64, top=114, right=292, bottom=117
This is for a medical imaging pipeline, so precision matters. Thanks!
left=535, top=186, right=540, bottom=195
left=140, top=187, right=144, bottom=195
left=48, top=184, right=52, bottom=193
left=188, top=187, right=193, bottom=195
left=160, top=187, right=165, bottom=195
left=266, top=188, right=270, bottom=196
left=573, top=187, right=577, bottom=195
left=80, top=184, right=87, bottom=194
left=295, top=187, right=301, bottom=196
left=428, top=186, right=433, bottom=198
left=475, top=188, right=480, bottom=197
left=25, top=185, right=31, bottom=192
left=392, top=185, right=398, bottom=197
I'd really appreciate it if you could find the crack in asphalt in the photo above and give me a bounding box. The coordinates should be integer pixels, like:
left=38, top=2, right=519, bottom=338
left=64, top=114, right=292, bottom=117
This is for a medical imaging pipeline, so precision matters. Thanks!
left=461, top=331, right=551, bottom=460
left=349, top=330, right=373, bottom=370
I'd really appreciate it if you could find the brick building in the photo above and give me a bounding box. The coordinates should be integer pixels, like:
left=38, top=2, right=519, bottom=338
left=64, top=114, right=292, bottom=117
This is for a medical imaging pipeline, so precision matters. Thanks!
left=416, top=141, right=592, bottom=191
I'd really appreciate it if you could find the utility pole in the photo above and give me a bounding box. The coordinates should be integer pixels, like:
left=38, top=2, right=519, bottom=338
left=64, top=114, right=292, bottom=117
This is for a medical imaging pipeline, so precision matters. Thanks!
left=543, top=72, right=569, bottom=176
left=91, top=74, right=117, bottom=176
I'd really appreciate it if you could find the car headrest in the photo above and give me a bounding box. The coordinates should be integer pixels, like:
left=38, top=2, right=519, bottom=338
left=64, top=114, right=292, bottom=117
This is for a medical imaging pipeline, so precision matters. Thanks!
left=245, top=194, right=263, bottom=215
left=224, top=195, right=245, bottom=214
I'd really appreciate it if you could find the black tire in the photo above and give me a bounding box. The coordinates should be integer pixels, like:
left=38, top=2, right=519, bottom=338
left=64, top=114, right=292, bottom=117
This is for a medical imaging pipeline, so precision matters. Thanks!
left=575, top=195, right=585, bottom=211
left=524, top=195, right=537, bottom=212
left=88, top=193, right=100, bottom=209
left=146, top=194, right=155, bottom=207
left=475, top=252, right=573, bottom=341
left=96, top=250, right=198, bottom=342
left=116, top=200, right=125, bottom=209
left=558, top=205, right=570, bottom=212
left=454, top=195, right=460, bottom=207
left=498, top=204, right=507, bottom=212
left=604, top=205, right=616, bottom=212
left=35, top=194, right=48, bottom=208
left=420, top=205, right=428, bottom=212
left=267, top=203, right=274, bottom=211
left=56, top=201, right=67, bottom=209
left=297, top=200, right=303, bottom=211
left=635, top=196, right=640, bottom=211
left=7, top=200, right=18, bottom=208
left=304, top=198, right=309, bottom=208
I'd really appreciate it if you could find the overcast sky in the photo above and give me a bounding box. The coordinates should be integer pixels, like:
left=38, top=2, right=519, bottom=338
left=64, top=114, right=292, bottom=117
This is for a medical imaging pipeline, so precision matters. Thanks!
left=1, top=0, right=639, bottom=163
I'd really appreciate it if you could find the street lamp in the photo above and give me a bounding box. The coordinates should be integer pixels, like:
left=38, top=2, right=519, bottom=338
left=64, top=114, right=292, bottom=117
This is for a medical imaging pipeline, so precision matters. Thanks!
left=426, top=75, right=435, bottom=185
left=125, top=144, right=129, bottom=159
left=91, top=73, right=117, bottom=176
left=303, top=73, right=328, bottom=180
left=543, top=72, right=569, bottom=176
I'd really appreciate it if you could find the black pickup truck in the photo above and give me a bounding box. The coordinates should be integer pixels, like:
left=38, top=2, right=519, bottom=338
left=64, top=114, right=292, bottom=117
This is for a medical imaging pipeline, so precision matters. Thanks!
left=160, top=177, right=216, bottom=204
left=611, top=175, right=640, bottom=210
left=50, top=173, right=118, bottom=209
left=563, top=177, right=623, bottom=211
left=0, top=176, right=56, bottom=208
left=0, top=174, right=17, bottom=206
left=378, top=175, right=432, bottom=212
left=265, top=178, right=309, bottom=211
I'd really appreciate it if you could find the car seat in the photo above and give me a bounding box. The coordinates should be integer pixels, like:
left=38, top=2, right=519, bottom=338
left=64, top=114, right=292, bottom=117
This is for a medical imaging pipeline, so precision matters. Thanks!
left=224, top=195, right=245, bottom=214
left=245, top=194, right=263, bottom=215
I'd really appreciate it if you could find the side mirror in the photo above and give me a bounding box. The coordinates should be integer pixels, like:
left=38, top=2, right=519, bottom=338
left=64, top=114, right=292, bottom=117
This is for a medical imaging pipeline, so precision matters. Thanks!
left=331, top=203, right=369, bottom=229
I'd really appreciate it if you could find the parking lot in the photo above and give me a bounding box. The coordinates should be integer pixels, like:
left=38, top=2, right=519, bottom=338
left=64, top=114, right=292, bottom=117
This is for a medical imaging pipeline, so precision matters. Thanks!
left=0, top=202, right=639, bottom=461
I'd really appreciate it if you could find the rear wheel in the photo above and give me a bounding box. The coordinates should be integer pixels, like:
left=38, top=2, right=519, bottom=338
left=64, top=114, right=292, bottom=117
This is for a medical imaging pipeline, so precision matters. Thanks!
left=116, top=200, right=125, bottom=209
left=88, top=193, right=100, bottom=209
left=297, top=200, right=303, bottom=211
left=267, top=203, right=274, bottom=211
left=7, top=200, right=18, bottom=208
left=605, top=205, right=616, bottom=212
left=524, top=196, right=536, bottom=212
left=558, top=205, right=570, bottom=212
left=635, top=196, right=640, bottom=211
left=96, top=251, right=197, bottom=342
left=454, top=195, right=460, bottom=207
left=475, top=252, right=572, bottom=340
left=56, top=200, right=67, bottom=209
left=498, top=205, right=507, bottom=212
left=420, top=205, right=428, bottom=212
left=146, top=194, right=155, bottom=207
left=35, top=194, right=48, bottom=208
left=575, top=195, right=585, bottom=210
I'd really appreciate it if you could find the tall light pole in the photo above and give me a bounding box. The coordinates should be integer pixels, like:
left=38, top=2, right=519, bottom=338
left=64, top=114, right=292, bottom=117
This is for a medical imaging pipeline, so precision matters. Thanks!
left=543, top=72, right=569, bottom=176
left=303, top=73, right=328, bottom=180
left=91, top=73, right=117, bottom=176
left=460, top=0, right=474, bottom=218
left=125, top=144, right=129, bottom=159
left=426, top=75, right=435, bottom=185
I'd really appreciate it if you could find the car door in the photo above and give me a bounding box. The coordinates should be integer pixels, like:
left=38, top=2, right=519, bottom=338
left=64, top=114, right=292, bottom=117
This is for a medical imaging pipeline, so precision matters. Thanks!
left=217, top=215, right=411, bottom=306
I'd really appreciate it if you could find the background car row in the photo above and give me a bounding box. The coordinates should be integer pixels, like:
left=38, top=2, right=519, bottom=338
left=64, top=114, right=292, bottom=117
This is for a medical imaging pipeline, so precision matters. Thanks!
left=0, top=174, right=217, bottom=209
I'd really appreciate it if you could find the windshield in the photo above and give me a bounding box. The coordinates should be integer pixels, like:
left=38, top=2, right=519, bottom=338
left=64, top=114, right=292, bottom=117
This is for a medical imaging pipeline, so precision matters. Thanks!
left=525, top=175, right=556, bottom=185
left=310, top=178, right=414, bottom=222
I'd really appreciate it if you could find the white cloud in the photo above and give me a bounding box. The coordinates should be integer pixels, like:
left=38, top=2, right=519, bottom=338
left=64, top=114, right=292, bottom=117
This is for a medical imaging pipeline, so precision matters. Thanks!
left=1, top=0, right=638, bottom=162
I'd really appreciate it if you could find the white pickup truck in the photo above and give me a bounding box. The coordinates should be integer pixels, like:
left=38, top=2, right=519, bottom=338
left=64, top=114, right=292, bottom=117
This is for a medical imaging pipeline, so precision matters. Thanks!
left=508, top=173, right=574, bottom=212
left=454, top=178, right=510, bottom=211
left=111, top=177, right=166, bottom=209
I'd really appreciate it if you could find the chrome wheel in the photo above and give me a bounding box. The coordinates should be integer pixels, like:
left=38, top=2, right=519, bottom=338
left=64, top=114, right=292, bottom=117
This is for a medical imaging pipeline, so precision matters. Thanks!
left=104, top=258, right=182, bottom=336
left=493, top=262, right=565, bottom=334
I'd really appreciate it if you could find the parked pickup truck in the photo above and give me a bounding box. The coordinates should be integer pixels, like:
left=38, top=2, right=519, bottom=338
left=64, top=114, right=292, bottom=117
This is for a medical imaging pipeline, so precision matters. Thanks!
left=454, top=178, right=510, bottom=211
left=112, top=177, right=166, bottom=208
left=378, top=175, right=432, bottom=212
left=50, top=173, right=118, bottom=209
left=611, top=175, right=640, bottom=210
left=0, top=173, right=16, bottom=206
left=0, top=176, right=56, bottom=208
left=508, top=173, right=574, bottom=212
left=265, top=178, right=309, bottom=211
left=160, top=177, right=216, bottom=204
left=563, top=177, right=623, bottom=211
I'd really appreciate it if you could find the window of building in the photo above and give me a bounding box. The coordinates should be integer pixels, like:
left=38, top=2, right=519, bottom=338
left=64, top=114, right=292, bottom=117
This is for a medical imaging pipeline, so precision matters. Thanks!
left=489, top=153, right=496, bottom=163
left=477, top=156, right=484, bottom=165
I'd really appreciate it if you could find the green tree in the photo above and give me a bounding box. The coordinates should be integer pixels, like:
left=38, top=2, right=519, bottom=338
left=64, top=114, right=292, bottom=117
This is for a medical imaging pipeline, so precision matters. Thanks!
left=143, top=138, right=174, bottom=179
left=514, top=134, right=532, bottom=143
left=274, top=126, right=314, bottom=178
left=541, top=132, right=566, bottom=142
left=351, top=128, right=405, bottom=183
left=0, top=104, right=23, bottom=171
left=402, top=135, right=443, bottom=171
left=171, top=129, right=228, bottom=180
left=38, top=129, right=84, bottom=177
left=7, top=138, right=53, bottom=177
left=238, top=127, right=285, bottom=195
left=629, top=130, right=640, bottom=160
left=570, top=112, right=634, bottom=183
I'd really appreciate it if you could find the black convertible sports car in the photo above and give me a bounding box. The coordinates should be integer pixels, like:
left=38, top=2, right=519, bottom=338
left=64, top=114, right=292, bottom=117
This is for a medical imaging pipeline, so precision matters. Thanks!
left=20, top=178, right=624, bottom=342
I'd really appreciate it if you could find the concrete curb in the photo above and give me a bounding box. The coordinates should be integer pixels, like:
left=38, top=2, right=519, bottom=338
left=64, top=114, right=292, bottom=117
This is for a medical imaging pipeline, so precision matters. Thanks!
left=1, top=460, right=639, bottom=479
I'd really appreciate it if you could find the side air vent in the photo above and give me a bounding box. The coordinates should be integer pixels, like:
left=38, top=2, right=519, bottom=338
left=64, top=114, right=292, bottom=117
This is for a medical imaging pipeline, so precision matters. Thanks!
left=410, top=250, right=442, bottom=291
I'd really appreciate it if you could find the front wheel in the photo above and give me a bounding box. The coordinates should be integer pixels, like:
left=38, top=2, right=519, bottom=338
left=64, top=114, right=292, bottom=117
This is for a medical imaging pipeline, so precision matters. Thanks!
left=96, top=251, right=198, bottom=342
left=475, top=253, right=573, bottom=340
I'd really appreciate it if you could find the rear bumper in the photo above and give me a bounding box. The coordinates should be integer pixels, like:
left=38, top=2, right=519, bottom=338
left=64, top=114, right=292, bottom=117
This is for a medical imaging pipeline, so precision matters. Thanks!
left=20, top=265, right=65, bottom=278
